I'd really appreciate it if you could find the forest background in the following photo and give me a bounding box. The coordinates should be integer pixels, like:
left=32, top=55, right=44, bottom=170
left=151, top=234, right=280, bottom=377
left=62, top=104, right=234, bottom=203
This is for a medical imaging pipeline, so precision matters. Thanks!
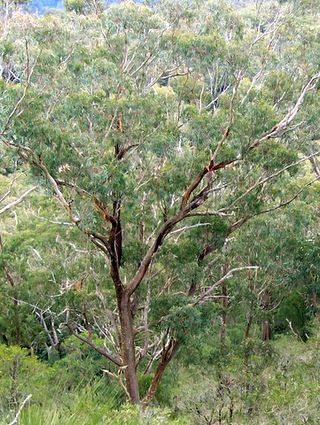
left=0, top=0, right=320, bottom=424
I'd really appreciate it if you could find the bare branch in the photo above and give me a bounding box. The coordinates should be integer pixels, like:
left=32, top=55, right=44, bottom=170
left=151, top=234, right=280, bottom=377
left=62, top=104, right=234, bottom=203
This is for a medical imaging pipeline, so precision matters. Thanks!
left=8, top=394, right=32, bottom=425
left=193, top=266, right=259, bottom=306
left=0, top=46, right=40, bottom=136
left=229, top=177, right=319, bottom=233
left=256, top=177, right=319, bottom=215
left=169, top=222, right=211, bottom=237
left=0, top=186, right=37, bottom=215
left=250, top=72, right=320, bottom=149
left=66, top=324, right=122, bottom=367
left=223, top=150, right=320, bottom=212
left=309, top=148, right=320, bottom=178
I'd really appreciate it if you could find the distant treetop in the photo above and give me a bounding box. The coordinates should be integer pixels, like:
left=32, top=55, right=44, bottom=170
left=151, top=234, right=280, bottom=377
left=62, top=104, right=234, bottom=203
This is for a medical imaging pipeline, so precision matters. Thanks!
left=27, top=0, right=147, bottom=14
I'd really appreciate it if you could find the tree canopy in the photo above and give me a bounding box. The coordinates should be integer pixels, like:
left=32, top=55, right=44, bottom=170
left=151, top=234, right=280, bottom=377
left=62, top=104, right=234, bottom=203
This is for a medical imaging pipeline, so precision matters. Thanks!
left=0, top=0, right=320, bottom=423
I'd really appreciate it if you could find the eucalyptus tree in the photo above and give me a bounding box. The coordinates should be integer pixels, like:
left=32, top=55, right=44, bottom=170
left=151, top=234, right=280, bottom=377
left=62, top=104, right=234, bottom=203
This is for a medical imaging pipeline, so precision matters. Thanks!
left=1, top=0, right=320, bottom=404
left=0, top=175, right=37, bottom=346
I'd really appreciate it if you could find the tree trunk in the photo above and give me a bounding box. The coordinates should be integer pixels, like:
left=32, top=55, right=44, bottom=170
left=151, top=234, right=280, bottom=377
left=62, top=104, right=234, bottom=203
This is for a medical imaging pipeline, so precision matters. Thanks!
left=261, top=289, right=271, bottom=342
left=13, top=297, right=20, bottom=346
left=244, top=312, right=253, bottom=340
left=220, top=280, right=228, bottom=346
left=0, top=236, right=20, bottom=345
left=262, top=320, right=271, bottom=342
left=5, top=268, right=20, bottom=345
left=220, top=263, right=229, bottom=346
left=118, top=292, right=140, bottom=404
left=244, top=277, right=255, bottom=341
left=143, top=338, right=179, bottom=405
left=312, top=291, right=318, bottom=313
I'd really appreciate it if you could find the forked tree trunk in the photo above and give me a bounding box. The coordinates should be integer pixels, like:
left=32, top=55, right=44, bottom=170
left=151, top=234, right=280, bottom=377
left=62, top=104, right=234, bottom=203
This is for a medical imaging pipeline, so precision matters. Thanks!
left=118, top=292, right=140, bottom=404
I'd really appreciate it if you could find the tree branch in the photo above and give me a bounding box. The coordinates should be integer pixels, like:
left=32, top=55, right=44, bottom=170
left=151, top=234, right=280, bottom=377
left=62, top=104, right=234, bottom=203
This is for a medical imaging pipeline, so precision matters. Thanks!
left=8, top=394, right=32, bottom=425
left=250, top=72, right=320, bottom=149
left=193, top=266, right=259, bottom=306
left=66, top=324, right=122, bottom=367
left=0, top=186, right=37, bottom=215
left=222, top=150, right=320, bottom=213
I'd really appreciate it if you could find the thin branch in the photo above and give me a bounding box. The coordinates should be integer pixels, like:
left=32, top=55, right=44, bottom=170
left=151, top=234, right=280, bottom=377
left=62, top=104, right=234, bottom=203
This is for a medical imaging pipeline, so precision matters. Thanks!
left=8, top=394, right=32, bottom=425
left=66, top=324, right=122, bottom=367
left=130, top=52, right=154, bottom=77
left=229, top=177, right=319, bottom=233
left=102, top=368, right=130, bottom=399
left=185, top=211, right=230, bottom=218
left=1, top=46, right=40, bottom=136
left=0, top=175, right=18, bottom=203
left=193, top=266, right=259, bottom=306
left=250, top=72, right=320, bottom=149
left=169, top=222, right=211, bottom=237
left=309, top=149, right=320, bottom=178
left=223, top=150, right=320, bottom=212
left=0, top=186, right=37, bottom=215
left=256, top=177, right=318, bottom=215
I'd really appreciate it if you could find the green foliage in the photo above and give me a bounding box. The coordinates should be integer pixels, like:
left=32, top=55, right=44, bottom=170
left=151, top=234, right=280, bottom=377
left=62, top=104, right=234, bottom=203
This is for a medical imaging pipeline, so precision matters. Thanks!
left=248, top=140, right=299, bottom=172
left=0, top=345, right=53, bottom=416
left=20, top=402, right=189, bottom=425
left=274, top=292, right=309, bottom=338
left=174, top=326, right=320, bottom=424
left=1, top=0, right=320, bottom=421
